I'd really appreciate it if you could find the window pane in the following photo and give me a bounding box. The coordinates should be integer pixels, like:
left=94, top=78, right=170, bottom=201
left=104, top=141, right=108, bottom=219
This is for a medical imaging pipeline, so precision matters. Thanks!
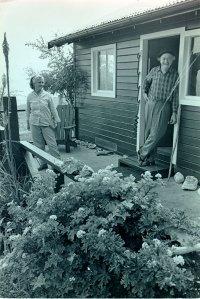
left=98, top=48, right=114, bottom=91
left=107, top=49, right=114, bottom=90
left=98, top=50, right=107, bottom=90
left=187, top=36, right=200, bottom=96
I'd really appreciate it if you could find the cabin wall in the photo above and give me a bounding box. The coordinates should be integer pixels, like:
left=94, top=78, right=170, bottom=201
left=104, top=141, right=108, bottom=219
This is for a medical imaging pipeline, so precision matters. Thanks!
left=75, top=32, right=140, bottom=155
left=177, top=105, right=200, bottom=180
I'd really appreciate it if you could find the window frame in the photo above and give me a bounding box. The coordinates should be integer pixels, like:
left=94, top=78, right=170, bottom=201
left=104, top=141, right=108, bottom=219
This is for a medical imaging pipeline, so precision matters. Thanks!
left=91, top=44, right=116, bottom=98
left=180, top=28, right=200, bottom=106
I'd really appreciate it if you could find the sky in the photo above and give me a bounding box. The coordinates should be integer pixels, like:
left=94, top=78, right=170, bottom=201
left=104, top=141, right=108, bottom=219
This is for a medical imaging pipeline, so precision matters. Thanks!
left=0, top=0, right=176, bottom=105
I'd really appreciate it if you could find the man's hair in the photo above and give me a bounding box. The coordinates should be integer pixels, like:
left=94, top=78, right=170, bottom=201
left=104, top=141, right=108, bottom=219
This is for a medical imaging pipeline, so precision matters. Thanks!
left=157, top=49, right=175, bottom=58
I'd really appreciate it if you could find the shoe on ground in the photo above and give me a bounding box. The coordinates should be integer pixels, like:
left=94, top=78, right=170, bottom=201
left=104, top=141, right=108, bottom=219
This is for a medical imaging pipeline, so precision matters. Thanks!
left=38, top=164, right=48, bottom=171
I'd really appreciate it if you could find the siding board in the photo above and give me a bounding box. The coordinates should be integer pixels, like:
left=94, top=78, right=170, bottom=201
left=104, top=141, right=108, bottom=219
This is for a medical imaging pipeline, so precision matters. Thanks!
left=75, top=36, right=140, bottom=154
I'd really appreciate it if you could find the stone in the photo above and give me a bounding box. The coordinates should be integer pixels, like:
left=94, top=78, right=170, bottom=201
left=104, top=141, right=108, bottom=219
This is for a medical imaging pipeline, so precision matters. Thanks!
left=182, top=176, right=198, bottom=191
left=174, top=172, right=184, bottom=184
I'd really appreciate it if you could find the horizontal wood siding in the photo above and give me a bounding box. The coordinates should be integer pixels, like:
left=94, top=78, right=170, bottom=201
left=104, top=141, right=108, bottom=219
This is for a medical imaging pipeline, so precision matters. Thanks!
left=75, top=34, right=140, bottom=155
left=177, top=105, right=200, bottom=179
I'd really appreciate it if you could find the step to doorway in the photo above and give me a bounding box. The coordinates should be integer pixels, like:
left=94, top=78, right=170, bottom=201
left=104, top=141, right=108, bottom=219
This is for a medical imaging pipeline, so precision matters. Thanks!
left=118, top=155, right=171, bottom=178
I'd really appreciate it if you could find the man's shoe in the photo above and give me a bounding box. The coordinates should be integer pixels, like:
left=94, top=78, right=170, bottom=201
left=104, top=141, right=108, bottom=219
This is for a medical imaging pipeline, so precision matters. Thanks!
left=38, top=164, right=48, bottom=171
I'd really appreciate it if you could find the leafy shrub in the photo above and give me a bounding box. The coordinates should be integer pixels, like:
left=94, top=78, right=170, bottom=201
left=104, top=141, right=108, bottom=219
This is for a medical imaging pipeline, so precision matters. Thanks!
left=0, top=167, right=198, bottom=298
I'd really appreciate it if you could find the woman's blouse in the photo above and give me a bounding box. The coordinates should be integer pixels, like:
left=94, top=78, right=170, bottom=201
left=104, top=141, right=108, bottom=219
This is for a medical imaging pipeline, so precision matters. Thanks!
left=27, top=90, right=60, bottom=127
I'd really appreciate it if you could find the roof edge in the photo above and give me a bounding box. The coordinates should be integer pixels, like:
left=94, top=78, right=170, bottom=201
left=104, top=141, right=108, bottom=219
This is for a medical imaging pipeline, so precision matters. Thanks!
left=48, top=0, right=199, bottom=48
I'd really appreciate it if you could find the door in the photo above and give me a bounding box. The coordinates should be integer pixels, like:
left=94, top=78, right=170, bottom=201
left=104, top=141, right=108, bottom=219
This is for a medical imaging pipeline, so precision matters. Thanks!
left=137, top=28, right=184, bottom=162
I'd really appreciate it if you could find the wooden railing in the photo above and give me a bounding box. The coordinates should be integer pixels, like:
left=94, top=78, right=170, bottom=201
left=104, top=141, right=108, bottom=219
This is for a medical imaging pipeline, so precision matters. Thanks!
left=1, top=97, right=78, bottom=192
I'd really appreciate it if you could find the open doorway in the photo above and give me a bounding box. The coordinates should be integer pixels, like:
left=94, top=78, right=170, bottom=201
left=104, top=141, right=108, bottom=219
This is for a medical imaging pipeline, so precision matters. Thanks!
left=138, top=35, right=180, bottom=159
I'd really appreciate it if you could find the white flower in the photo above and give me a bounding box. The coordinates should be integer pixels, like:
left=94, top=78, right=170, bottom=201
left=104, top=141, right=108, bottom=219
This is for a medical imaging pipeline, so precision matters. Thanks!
left=142, top=242, right=149, bottom=249
left=155, top=173, right=162, bottom=179
left=69, top=276, right=75, bottom=282
left=28, top=219, right=32, bottom=225
left=78, top=207, right=85, bottom=213
left=153, top=239, right=161, bottom=247
left=22, top=253, right=27, bottom=259
left=23, top=227, right=31, bottom=235
left=37, top=198, right=43, bottom=206
left=9, top=234, right=21, bottom=241
left=173, top=255, right=185, bottom=266
left=49, top=215, right=57, bottom=220
left=76, top=230, right=86, bottom=238
left=98, top=229, right=107, bottom=237
left=167, top=249, right=172, bottom=256
left=87, top=267, right=91, bottom=271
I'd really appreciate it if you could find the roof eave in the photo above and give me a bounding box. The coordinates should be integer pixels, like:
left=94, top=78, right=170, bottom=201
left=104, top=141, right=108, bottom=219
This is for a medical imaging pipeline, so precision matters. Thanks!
left=48, top=0, right=200, bottom=48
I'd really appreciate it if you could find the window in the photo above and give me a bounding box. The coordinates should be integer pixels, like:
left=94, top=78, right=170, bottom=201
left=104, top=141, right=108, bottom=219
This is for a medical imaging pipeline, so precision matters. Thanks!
left=187, top=36, right=200, bottom=96
left=91, top=44, right=116, bottom=97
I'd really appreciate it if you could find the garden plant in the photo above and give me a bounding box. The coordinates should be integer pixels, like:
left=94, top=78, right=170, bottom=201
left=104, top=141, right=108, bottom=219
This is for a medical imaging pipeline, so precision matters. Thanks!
left=0, top=163, right=200, bottom=298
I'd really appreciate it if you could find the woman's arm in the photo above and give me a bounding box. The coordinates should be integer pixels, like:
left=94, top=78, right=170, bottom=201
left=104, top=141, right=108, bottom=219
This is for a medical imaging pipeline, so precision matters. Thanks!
left=49, top=97, right=61, bottom=123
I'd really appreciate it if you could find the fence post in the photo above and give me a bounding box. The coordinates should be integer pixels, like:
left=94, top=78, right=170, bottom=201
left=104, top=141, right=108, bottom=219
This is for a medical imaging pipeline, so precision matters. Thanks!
left=75, top=107, right=79, bottom=139
left=3, top=96, right=28, bottom=178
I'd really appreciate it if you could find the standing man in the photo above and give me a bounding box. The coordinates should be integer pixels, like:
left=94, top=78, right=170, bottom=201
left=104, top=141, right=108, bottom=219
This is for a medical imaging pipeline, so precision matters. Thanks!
left=138, top=49, right=179, bottom=166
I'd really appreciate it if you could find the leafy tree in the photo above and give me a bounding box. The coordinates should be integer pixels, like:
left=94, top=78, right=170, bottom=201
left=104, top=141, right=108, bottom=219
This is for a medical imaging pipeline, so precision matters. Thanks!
left=25, top=36, right=88, bottom=106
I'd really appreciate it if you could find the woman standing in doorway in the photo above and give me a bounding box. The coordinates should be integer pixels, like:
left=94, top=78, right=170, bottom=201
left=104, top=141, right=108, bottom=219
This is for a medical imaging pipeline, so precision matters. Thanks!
left=27, top=75, right=61, bottom=171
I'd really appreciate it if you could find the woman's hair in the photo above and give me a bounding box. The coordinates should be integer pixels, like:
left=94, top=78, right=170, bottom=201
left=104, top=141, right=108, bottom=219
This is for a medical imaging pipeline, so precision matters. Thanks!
left=29, top=76, right=35, bottom=90
left=29, top=75, right=45, bottom=90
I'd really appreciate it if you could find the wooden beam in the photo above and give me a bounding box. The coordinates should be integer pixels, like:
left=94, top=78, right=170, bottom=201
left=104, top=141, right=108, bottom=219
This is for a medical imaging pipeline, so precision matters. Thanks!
left=20, top=141, right=63, bottom=170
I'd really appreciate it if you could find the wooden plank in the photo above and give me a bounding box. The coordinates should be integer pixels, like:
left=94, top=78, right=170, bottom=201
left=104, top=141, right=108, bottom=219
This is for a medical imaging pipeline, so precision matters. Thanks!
left=117, top=62, right=139, bottom=70
left=178, top=143, right=200, bottom=157
left=182, top=105, right=200, bottom=113
left=117, top=89, right=138, bottom=97
left=117, top=47, right=140, bottom=56
left=180, top=118, right=200, bottom=130
left=117, top=69, right=138, bottom=77
left=177, top=158, right=200, bottom=173
left=79, top=130, right=136, bottom=152
left=177, top=151, right=200, bottom=167
left=79, top=110, right=135, bottom=123
left=75, top=53, right=91, bottom=61
left=179, top=127, right=200, bottom=139
left=80, top=114, right=135, bottom=131
left=117, top=76, right=138, bottom=83
left=24, top=151, right=39, bottom=179
left=77, top=60, right=91, bottom=66
left=117, top=54, right=138, bottom=63
left=117, top=39, right=140, bottom=49
left=20, top=141, right=63, bottom=170
left=80, top=104, right=136, bottom=118
left=179, top=135, right=200, bottom=148
left=82, top=97, right=138, bottom=108
left=117, top=82, right=138, bottom=91
left=79, top=119, right=135, bottom=138
left=79, top=123, right=136, bottom=143
left=181, top=110, right=200, bottom=121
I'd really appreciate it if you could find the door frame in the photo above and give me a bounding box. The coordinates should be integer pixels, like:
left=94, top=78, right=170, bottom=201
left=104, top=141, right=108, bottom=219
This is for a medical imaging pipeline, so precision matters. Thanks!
left=137, top=27, right=185, bottom=164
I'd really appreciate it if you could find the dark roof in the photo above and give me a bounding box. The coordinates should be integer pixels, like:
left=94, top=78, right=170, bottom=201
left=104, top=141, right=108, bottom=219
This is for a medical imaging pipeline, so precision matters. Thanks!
left=48, top=0, right=200, bottom=48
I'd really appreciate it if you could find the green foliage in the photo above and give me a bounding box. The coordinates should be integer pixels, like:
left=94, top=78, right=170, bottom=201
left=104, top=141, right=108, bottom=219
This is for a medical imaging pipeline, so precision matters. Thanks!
left=26, top=36, right=88, bottom=105
left=0, top=168, right=198, bottom=298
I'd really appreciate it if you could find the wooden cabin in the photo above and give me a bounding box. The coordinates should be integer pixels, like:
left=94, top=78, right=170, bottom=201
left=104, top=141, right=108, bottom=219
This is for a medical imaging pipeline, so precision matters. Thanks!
left=48, top=0, right=200, bottom=179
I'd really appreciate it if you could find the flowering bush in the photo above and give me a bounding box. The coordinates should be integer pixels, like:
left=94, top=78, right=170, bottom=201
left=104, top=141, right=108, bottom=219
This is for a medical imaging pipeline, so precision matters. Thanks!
left=0, top=167, right=199, bottom=297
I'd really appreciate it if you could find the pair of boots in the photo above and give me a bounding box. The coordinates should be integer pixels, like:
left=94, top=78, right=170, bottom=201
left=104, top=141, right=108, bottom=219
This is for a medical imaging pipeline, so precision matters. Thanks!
left=137, top=148, right=155, bottom=167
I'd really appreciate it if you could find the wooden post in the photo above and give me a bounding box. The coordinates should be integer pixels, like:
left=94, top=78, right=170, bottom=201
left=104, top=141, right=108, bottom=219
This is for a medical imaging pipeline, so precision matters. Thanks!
left=3, top=96, right=28, bottom=178
left=75, top=107, right=79, bottom=139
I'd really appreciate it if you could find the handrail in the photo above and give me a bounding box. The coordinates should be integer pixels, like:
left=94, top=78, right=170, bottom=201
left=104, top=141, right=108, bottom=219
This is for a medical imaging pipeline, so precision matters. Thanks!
left=20, top=141, right=75, bottom=182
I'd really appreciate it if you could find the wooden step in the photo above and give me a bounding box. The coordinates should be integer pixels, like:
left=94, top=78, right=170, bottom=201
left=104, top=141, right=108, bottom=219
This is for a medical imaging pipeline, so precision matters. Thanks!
left=118, top=155, right=171, bottom=178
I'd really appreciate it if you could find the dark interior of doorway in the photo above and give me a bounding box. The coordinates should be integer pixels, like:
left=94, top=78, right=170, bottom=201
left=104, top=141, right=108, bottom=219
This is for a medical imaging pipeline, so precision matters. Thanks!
left=147, top=36, right=180, bottom=153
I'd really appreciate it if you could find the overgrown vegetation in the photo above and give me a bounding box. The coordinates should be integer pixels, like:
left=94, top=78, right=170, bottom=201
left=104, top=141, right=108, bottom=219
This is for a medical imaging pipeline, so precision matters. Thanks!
left=0, top=165, right=199, bottom=298
left=25, top=36, right=88, bottom=106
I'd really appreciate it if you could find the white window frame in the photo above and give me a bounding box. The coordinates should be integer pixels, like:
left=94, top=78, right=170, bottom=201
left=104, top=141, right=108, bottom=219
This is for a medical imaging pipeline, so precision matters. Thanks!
left=91, top=44, right=116, bottom=98
left=180, top=28, right=200, bottom=107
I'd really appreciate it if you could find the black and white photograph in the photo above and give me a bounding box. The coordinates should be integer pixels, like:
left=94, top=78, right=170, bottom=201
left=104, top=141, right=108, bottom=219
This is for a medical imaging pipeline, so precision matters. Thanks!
left=0, top=0, right=200, bottom=297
